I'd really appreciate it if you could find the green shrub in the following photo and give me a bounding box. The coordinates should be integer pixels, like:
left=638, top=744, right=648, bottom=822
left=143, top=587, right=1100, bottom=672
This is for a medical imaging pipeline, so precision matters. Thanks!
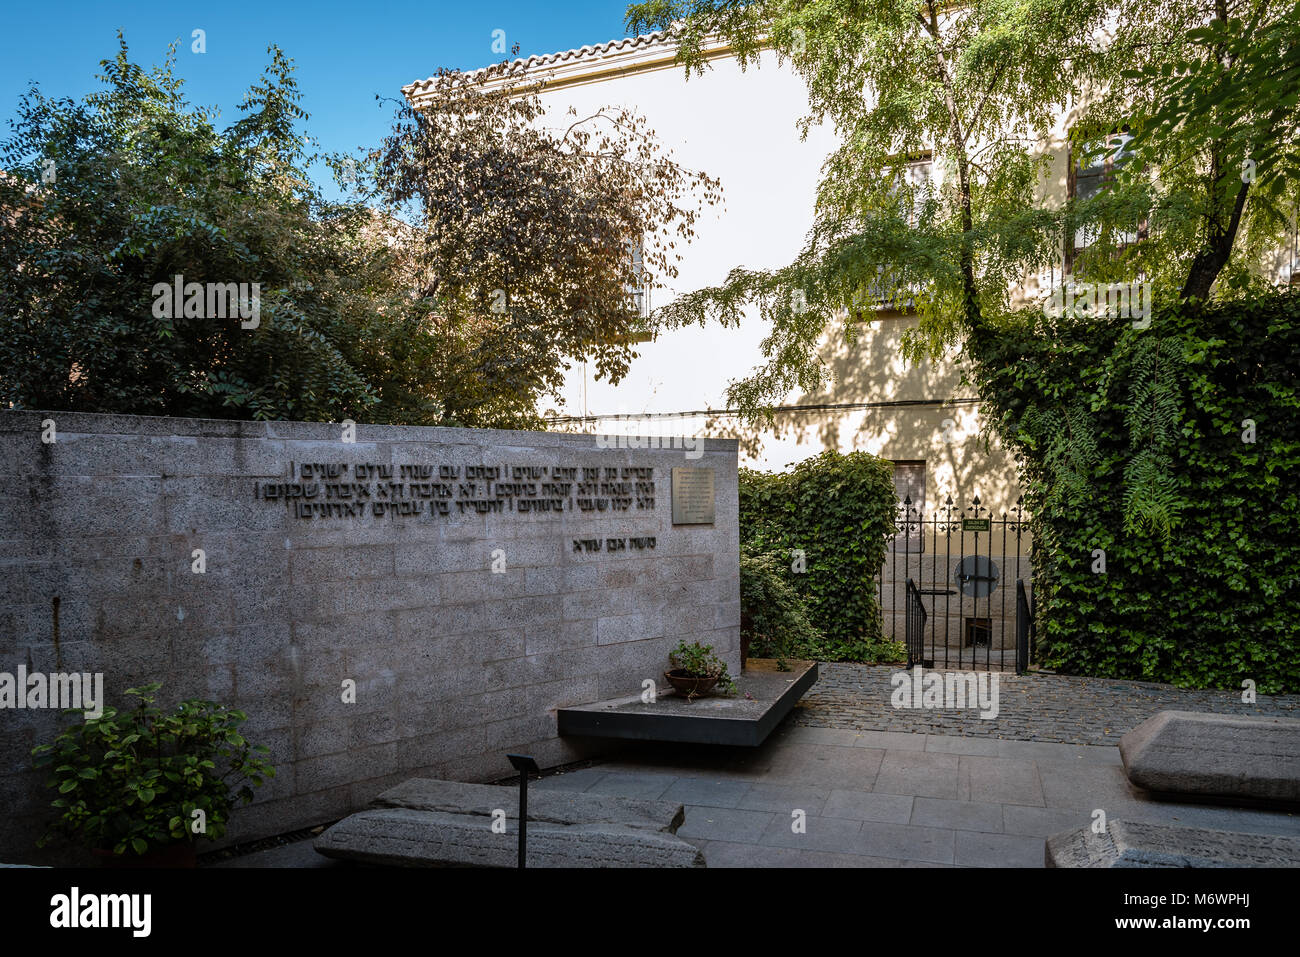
left=739, top=450, right=898, bottom=661
left=668, top=640, right=736, bottom=694
left=739, top=544, right=820, bottom=662
left=32, top=683, right=275, bottom=857
left=969, top=292, right=1300, bottom=693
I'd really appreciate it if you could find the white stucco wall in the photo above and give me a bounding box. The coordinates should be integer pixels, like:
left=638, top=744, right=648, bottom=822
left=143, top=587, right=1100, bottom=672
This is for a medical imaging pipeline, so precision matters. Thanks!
left=510, top=47, right=1023, bottom=508
left=531, top=51, right=833, bottom=418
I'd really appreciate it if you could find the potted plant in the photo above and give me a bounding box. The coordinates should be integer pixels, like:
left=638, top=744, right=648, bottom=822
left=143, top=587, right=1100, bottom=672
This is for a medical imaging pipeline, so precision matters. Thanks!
left=32, top=682, right=275, bottom=867
left=665, top=640, right=737, bottom=701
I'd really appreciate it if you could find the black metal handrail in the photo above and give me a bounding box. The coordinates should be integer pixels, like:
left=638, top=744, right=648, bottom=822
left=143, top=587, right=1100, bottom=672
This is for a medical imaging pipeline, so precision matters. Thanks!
left=905, top=578, right=928, bottom=670
left=1015, top=580, right=1031, bottom=675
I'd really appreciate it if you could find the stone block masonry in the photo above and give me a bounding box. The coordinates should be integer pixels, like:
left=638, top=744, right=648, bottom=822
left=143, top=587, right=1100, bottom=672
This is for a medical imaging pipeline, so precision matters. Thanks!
left=0, top=411, right=739, bottom=864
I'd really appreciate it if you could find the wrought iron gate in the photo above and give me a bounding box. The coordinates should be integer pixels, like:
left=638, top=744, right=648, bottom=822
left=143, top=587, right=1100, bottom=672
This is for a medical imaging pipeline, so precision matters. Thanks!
left=882, top=495, right=1035, bottom=673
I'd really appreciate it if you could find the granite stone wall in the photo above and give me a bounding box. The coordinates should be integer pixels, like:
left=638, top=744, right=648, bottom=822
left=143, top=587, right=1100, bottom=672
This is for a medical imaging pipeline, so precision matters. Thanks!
left=0, top=410, right=739, bottom=863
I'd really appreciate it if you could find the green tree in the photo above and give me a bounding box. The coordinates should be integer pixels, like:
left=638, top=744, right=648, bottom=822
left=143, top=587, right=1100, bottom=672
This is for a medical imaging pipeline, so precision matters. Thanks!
left=626, top=0, right=1113, bottom=420
left=624, top=1, right=1300, bottom=412
left=362, top=65, right=723, bottom=428
left=1076, top=0, right=1300, bottom=302
left=0, top=37, right=444, bottom=424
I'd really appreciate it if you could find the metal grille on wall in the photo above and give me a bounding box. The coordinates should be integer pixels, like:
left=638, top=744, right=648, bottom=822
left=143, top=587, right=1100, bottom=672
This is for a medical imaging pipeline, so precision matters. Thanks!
left=876, top=495, right=1035, bottom=673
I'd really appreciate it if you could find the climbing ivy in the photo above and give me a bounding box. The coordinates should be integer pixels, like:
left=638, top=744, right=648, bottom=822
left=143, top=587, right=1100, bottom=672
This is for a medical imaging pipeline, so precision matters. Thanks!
left=738, top=451, right=900, bottom=661
left=969, top=293, right=1300, bottom=694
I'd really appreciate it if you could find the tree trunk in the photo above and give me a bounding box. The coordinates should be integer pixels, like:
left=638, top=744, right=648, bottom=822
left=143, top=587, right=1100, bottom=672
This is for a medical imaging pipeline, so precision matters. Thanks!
left=1181, top=176, right=1250, bottom=303
left=923, top=8, right=983, bottom=332
left=1183, top=4, right=1250, bottom=304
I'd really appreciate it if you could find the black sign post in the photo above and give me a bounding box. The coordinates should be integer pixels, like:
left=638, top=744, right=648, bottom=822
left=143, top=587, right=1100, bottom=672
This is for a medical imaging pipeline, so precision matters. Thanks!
left=506, top=754, right=539, bottom=869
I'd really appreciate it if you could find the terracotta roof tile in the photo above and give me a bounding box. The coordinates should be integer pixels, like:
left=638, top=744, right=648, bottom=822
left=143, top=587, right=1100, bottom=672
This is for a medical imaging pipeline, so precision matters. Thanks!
left=402, top=31, right=670, bottom=97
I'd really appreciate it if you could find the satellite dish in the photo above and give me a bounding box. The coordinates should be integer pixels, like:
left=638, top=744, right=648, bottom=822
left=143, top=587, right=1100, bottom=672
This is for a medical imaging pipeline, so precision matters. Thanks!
left=954, top=556, right=999, bottom=599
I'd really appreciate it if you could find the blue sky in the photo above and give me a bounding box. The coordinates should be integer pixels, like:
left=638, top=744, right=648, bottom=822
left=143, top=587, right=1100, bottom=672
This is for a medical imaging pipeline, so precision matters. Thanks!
left=0, top=1, right=635, bottom=196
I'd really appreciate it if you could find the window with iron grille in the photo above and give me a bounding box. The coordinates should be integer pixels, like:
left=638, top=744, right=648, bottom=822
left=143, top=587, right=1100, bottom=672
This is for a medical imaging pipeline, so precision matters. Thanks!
left=1067, top=129, right=1147, bottom=271
left=890, top=460, right=926, bottom=551
left=623, top=236, right=653, bottom=342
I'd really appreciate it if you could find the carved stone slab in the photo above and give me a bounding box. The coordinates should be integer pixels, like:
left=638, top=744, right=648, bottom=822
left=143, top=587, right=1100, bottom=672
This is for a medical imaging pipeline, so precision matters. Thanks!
left=1119, top=711, right=1300, bottom=806
left=314, top=779, right=705, bottom=868
left=1046, top=820, right=1300, bottom=868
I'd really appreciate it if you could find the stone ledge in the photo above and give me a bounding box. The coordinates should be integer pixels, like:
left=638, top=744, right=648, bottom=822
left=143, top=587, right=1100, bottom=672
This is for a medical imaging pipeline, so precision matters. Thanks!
left=558, top=660, right=818, bottom=747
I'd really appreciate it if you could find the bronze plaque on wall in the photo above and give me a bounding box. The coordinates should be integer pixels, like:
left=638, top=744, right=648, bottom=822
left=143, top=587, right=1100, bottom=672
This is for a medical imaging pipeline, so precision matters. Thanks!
left=671, top=468, right=715, bottom=526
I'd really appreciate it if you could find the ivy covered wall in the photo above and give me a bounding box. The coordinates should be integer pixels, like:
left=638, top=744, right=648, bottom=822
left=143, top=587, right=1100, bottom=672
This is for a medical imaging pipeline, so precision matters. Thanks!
left=739, top=451, right=899, bottom=661
left=969, top=293, right=1300, bottom=694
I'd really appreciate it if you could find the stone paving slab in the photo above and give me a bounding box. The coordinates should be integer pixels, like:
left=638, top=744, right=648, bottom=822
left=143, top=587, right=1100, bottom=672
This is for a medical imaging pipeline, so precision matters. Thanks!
left=765, top=743, right=886, bottom=790
left=873, top=750, right=961, bottom=800
left=585, top=730, right=1298, bottom=867
left=822, top=790, right=915, bottom=824
left=761, top=813, right=866, bottom=854
left=1037, top=761, right=1143, bottom=810
left=581, top=771, right=677, bottom=801
left=691, top=839, right=902, bottom=868
left=855, top=821, right=956, bottom=864
left=660, top=777, right=755, bottom=809
left=957, top=755, right=1045, bottom=806
left=218, top=725, right=1300, bottom=868
left=912, top=797, right=1005, bottom=832
left=736, top=783, right=831, bottom=815
left=955, top=830, right=1045, bottom=867
left=676, top=807, right=775, bottom=844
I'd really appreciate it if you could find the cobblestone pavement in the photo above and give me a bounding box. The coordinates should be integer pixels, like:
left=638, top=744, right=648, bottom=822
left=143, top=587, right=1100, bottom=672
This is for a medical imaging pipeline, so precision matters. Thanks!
left=792, top=663, right=1300, bottom=745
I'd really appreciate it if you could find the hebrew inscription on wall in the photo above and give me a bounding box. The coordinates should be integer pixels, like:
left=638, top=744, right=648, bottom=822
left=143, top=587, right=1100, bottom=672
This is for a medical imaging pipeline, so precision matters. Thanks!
left=257, top=463, right=660, bottom=521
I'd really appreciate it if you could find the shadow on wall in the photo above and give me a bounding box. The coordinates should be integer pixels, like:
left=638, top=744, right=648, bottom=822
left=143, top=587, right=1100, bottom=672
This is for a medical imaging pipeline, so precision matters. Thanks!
left=698, top=314, right=1023, bottom=508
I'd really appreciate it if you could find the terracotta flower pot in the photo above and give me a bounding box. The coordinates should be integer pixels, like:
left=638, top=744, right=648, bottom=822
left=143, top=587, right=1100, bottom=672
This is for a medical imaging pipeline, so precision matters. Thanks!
left=92, top=843, right=198, bottom=869
left=665, top=669, right=720, bottom=699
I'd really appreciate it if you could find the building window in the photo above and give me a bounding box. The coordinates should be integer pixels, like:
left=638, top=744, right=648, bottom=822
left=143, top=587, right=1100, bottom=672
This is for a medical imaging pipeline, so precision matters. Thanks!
left=868, top=155, right=931, bottom=311
left=964, top=617, right=993, bottom=648
left=623, top=237, right=653, bottom=343
left=840, top=154, right=933, bottom=318
left=891, top=460, right=927, bottom=551
left=898, top=155, right=933, bottom=230
left=1067, top=130, right=1146, bottom=271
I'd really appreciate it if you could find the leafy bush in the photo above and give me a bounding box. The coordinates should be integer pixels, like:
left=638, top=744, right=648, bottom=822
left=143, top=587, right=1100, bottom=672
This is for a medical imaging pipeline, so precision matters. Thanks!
left=739, top=450, right=898, bottom=661
left=0, top=38, right=720, bottom=430
left=0, top=39, right=452, bottom=425
left=32, top=683, right=275, bottom=857
left=969, top=293, right=1300, bottom=693
left=668, top=640, right=736, bottom=694
left=739, top=544, right=820, bottom=663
